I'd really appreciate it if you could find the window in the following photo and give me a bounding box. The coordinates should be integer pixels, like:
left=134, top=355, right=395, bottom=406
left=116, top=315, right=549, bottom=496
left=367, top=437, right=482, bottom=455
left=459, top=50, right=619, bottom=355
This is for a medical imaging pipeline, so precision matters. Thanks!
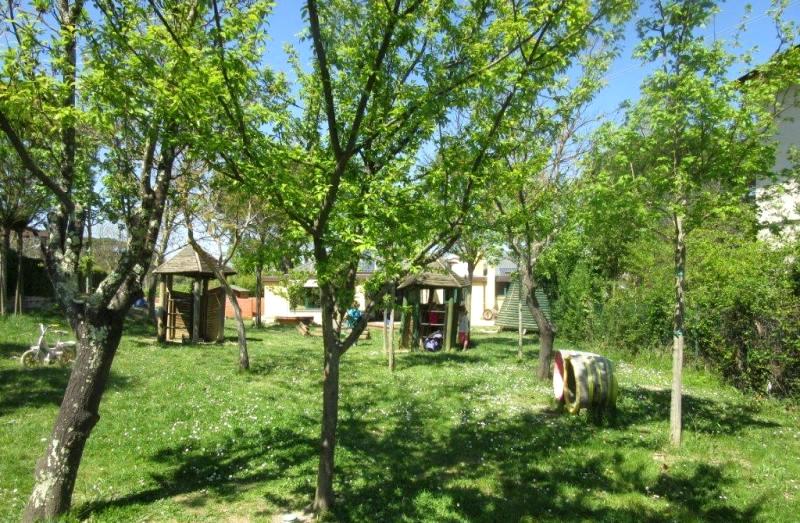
left=292, top=287, right=321, bottom=310
left=496, top=282, right=510, bottom=297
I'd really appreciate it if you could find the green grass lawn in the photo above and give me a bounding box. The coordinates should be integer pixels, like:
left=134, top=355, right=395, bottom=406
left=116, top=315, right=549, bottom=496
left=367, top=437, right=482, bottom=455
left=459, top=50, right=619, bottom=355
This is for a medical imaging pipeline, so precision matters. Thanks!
left=1, top=313, right=798, bottom=522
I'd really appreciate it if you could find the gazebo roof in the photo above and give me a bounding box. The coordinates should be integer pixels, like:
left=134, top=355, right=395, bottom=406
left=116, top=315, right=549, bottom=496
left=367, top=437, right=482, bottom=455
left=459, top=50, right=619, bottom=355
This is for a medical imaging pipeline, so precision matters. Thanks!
left=153, top=245, right=236, bottom=277
left=398, top=260, right=468, bottom=290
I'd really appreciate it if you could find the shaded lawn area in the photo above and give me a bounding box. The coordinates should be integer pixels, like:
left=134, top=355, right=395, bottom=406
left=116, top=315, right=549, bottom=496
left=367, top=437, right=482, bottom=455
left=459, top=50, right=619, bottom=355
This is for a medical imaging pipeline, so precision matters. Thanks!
left=1, top=313, right=798, bottom=522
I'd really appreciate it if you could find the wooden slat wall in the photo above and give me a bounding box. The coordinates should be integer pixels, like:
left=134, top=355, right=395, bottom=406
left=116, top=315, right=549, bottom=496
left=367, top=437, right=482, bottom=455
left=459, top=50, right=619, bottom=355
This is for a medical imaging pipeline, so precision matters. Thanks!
left=495, top=280, right=551, bottom=331
left=167, top=290, right=192, bottom=341
left=206, top=287, right=225, bottom=341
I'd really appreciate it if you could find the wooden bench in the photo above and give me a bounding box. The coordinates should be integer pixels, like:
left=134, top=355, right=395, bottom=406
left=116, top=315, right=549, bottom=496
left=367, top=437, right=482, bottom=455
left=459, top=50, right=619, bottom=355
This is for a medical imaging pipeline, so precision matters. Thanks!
left=296, top=322, right=371, bottom=340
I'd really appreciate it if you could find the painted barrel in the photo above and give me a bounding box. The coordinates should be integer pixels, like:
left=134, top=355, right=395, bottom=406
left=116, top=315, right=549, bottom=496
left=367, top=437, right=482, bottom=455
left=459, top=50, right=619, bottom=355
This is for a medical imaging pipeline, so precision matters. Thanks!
left=553, top=350, right=618, bottom=414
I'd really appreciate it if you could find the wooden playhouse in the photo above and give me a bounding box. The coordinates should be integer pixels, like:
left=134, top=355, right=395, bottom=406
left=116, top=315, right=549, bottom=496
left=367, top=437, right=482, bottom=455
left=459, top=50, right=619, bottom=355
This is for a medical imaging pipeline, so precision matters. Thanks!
left=153, top=245, right=236, bottom=343
left=397, top=261, right=469, bottom=350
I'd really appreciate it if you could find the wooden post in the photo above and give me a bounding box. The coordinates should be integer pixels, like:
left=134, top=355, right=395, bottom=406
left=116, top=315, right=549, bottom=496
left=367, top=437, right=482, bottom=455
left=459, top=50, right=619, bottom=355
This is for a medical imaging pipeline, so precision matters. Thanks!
left=192, top=278, right=201, bottom=343
left=445, top=296, right=455, bottom=352
left=157, top=275, right=167, bottom=342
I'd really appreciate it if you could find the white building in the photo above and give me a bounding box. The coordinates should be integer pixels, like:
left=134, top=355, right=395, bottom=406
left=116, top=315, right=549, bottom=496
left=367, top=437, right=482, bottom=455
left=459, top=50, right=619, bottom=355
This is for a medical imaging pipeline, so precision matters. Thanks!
left=751, top=48, right=800, bottom=242
left=260, top=258, right=517, bottom=327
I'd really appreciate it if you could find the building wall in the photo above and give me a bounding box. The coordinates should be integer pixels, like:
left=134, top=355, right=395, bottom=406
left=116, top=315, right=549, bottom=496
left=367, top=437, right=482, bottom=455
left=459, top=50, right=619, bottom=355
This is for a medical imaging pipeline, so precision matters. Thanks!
left=261, top=281, right=366, bottom=325
left=224, top=296, right=258, bottom=320
left=261, top=262, right=504, bottom=327
left=756, top=84, right=800, bottom=242
left=446, top=259, right=498, bottom=327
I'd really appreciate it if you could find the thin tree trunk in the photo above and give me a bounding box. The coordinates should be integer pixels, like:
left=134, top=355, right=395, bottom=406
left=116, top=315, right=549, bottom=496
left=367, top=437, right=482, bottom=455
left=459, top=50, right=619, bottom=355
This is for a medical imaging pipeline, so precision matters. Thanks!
left=0, top=228, right=9, bottom=315
left=23, top=312, right=124, bottom=521
left=216, top=270, right=249, bottom=370
left=14, top=229, right=23, bottom=314
left=463, top=260, right=475, bottom=349
left=383, top=309, right=389, bottom=355
left=521, top=271, right=555, bottom=381
left=148, top=203, right=175, bottom=321
left=146, top=274, right=159, bottom=321
left=191, top=279, right=201, bottom=342
left=254, top=264, right=263, bottom=328
left=84, top=204, right=92, bottom=293
left=314, top=285, right=340, bottom=512
left=517, top=278, right=523, bottom=359
left=388, top=302, right=395, bottom=372
left=534, top=311, right=555, bottom=381
left=670, top=211, right=687, bottom=447
left=184, top=235, right=249, bottom=369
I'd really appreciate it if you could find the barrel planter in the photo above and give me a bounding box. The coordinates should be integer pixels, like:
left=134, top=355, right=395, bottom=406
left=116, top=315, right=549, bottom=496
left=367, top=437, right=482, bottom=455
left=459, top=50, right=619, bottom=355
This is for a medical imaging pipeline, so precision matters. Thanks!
left=553, top=350, right=618, bottom=415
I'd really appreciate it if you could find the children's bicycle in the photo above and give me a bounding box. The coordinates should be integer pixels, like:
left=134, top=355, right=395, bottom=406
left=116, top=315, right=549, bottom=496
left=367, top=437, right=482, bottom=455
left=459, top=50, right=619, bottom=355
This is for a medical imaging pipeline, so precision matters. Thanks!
left=20, top=324, right=77, bottom=367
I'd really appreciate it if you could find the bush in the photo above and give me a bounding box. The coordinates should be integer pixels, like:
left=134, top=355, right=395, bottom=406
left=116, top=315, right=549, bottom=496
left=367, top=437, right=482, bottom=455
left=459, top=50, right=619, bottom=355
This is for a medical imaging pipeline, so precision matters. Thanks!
left=687, top=229, right=800, bottom=396
left=553, top=228, right=800, bottom=397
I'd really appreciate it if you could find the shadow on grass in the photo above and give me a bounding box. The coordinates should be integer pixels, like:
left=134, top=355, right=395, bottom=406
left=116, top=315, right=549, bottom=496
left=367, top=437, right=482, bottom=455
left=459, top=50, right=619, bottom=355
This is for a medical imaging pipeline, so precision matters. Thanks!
left=614, top=386, right=778, bottom=434
left=0, top=366, right=134, bottom=417
left=67, top=342, right=775, bottom=522
left=74, top=425, right=318, bottom=519
left=328, top=394, right=767, bottom=523
left=0, top=341, right=29, bottom=359
left=73, top=382, right=774, bottom=522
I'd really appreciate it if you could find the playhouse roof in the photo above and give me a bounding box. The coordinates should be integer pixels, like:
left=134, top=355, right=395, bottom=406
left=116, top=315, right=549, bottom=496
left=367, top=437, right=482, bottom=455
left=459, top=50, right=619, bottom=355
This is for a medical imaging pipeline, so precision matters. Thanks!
left=397, top=260, right=468, bottom=290
left=153, top=245, right=236, bottom=277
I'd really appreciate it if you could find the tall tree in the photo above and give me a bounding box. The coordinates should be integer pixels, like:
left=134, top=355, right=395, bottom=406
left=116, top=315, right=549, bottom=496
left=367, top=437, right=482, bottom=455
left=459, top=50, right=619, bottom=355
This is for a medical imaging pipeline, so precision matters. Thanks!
left=146, top=198, right=179, bottom=321
left=187, top=0, right=632, bottom=512
left=590, top=0, right=785, bottom=446
left=180, top=170, right=258, bottom=370
left=0, top=1, right=234, bottom=518
left=481, top=37, right=622, bottom=380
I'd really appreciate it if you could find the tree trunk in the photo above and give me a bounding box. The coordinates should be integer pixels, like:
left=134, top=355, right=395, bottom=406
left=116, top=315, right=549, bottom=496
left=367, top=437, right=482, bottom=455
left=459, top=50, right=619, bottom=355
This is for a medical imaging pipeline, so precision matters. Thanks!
left=84, top=205, right=92, bottom=293
left=383, top=309, right=389, bottom=355
left=191, top=279, right=201, bottom=342
left=0, top=228, right=9, bottom=315
left=517, top=278, right=523, bottom=359
left=157, top=277, right=167, bottom=342
left=148, top=209, right=174, bottom=322
left=388, top=303, right=395, bottom=372
left=521, top=271, right=555, bottom=381
left=23, top=311, right=124, bottom=521
left=670, top=211, right=687, bottom=447
left=314, top=286, right=340, bottom=512
left=146, top=273, right=158, bottom=321
left=534, top=313, right=555, bottom=381
left=14, top=229, right=23, bottom=314
left=254, top=264, right=263, bottom=328
left=463, top=260, right=475, bottom=348
left=216, top=271, right=249, bottom=370
left=184, top=238, right=249, bottom=369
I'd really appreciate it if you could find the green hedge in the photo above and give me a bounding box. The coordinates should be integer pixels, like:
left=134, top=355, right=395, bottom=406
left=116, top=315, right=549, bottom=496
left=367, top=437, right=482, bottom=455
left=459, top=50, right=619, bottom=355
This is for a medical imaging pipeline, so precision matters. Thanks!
left=553, top=229, right=800, bottom=397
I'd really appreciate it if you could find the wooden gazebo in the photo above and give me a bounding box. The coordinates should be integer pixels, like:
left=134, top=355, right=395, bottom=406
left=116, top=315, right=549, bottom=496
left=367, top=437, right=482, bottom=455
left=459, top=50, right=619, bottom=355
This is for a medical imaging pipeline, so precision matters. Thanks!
left=153, top=245, right=236, bottom=343
left=397, top=261, right=469, bottom=350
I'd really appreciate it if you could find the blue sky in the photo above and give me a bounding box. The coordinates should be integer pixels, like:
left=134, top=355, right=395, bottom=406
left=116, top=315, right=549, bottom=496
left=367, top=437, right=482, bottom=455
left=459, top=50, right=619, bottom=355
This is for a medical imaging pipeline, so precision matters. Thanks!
left=261, top=0, right=799, bottom=120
